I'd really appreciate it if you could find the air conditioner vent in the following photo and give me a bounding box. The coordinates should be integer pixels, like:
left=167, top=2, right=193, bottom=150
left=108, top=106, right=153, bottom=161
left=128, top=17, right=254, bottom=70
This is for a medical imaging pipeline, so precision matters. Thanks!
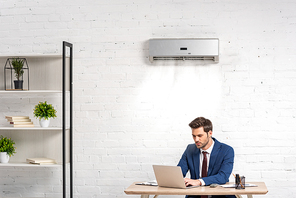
left=152, top=56, right=218, bottom=61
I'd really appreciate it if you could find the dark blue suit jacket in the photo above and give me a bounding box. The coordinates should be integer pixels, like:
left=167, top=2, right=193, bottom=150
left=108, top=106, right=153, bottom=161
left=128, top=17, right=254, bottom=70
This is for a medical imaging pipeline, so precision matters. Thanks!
left=177, top=138, right=235, bottom=198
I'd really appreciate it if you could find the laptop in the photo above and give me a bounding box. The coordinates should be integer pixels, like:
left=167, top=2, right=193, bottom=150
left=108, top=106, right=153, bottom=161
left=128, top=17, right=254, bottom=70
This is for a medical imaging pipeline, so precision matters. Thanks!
left=153, top=165, right=199, bottom=189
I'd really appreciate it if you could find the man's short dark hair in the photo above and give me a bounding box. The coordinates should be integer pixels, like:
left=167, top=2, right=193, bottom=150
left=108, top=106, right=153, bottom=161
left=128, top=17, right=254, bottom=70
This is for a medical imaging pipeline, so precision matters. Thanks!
left=189, top=117, right=212, bottom=132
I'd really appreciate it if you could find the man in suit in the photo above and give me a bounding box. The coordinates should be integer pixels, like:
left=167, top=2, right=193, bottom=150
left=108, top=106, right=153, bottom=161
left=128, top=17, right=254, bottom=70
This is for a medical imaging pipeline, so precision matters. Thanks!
left=177, top=117, right=235, bottom=198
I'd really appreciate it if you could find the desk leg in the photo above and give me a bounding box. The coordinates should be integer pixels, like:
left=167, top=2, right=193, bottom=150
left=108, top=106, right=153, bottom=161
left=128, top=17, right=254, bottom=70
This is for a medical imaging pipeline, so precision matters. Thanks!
left=140, top=195, right=158, bottom=198
left=235, top=195, right=253, bottom=198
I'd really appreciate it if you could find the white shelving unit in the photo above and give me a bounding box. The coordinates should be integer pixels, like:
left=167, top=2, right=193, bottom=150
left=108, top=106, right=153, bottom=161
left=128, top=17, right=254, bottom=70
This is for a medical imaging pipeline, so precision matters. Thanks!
left=0, top=42, right=73, bottom=198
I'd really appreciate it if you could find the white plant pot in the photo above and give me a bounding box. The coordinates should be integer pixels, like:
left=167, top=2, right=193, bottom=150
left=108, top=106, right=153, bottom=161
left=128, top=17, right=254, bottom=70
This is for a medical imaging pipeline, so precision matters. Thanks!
left=0, top=152, right=10, bottom=163
left=39, top=118, right=50, bottom=127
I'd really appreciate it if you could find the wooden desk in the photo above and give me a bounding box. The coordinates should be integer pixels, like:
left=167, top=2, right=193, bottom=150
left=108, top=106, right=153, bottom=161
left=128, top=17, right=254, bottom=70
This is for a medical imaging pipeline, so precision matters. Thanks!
left=124, top=182, right=268, bottom=198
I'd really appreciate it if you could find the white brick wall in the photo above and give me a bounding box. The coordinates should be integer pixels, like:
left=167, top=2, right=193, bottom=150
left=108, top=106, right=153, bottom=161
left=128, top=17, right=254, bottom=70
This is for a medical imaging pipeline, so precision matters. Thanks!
left=1, top=0, right=296, bottom=197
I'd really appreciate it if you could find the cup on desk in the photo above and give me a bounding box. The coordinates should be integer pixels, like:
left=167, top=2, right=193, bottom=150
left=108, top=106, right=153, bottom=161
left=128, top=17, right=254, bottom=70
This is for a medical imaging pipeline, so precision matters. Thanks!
left=235, top=174, right=245, bottom=189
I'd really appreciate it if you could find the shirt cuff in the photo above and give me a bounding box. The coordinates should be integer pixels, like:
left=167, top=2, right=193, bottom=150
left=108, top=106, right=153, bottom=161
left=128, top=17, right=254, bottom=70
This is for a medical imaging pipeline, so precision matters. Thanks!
left=199, top=179, right=206, bottom=186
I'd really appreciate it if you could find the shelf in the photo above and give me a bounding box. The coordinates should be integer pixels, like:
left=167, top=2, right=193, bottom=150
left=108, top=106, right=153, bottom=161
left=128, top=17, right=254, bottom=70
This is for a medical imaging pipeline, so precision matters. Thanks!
left=1, top=55, right=71, bottom=91
left=0, top=162, right=61, bottom=167
left=0, top=127, right=69, bottom=130
left=1, top=196, right=60, bottom=198
left=0, top=54, right=63, bottom=58
left=0, top=90, right=63, bottom=93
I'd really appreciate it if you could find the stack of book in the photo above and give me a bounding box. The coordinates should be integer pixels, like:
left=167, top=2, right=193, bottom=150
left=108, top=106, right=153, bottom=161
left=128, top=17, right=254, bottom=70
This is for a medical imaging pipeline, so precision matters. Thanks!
left=26, top=158, right=57, bottom=165
left=5, top=116, right=34, bottom=127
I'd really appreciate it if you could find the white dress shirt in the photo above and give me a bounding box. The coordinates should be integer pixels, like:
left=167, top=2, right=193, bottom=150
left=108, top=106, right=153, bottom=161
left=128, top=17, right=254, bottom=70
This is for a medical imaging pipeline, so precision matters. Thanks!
left=198, top=139, right=215, bottom=186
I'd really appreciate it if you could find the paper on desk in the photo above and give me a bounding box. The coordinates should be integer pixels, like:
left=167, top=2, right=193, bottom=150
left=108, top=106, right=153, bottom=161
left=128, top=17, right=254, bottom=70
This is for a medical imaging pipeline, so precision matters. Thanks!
left=136, top=180, right=158, bottom=186
left=220, top=184, right=258, bottom=188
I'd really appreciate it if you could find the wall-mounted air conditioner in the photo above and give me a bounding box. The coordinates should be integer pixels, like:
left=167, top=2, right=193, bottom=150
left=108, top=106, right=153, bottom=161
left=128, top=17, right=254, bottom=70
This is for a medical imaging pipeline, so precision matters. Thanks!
left=149, top=38, right=219, bottom=63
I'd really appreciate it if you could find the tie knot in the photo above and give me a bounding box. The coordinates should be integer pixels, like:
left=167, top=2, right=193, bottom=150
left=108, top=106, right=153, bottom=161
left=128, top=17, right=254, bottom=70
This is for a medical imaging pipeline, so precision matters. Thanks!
left=202, top=151, right=208, bottom=157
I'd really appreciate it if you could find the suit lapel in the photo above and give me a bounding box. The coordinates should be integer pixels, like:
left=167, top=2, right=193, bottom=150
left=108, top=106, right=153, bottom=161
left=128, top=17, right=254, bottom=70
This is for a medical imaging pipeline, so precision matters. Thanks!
left=208, top=138, right=221, bottom=176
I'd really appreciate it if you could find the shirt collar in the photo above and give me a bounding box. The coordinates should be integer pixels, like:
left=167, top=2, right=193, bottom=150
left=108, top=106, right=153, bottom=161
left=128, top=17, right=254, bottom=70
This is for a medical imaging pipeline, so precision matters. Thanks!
left=200, top=138, right=215, bottom=154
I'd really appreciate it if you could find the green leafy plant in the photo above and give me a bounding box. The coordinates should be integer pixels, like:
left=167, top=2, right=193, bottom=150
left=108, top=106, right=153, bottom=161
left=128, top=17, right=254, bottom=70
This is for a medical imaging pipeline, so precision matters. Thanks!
left=0, top=135, right=16, bottom=157
left=33, top=101, right=57, bottom=120
left=11, top=58, right=25, bottom=80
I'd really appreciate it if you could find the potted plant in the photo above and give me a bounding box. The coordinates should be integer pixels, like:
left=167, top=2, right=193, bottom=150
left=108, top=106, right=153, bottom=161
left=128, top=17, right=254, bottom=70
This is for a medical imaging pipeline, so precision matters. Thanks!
left=11, top=58, right=25, bottom=89
left=33, top=101, right=57, bottom=127
left=0, top=135, right=16, bottom=163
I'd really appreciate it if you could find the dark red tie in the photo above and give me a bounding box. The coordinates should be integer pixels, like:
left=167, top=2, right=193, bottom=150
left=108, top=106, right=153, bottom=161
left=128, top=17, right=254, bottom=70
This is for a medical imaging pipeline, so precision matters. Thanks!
left=201, top=151, right=208, bottom=198
left=202, top=151, right=208, bottom=178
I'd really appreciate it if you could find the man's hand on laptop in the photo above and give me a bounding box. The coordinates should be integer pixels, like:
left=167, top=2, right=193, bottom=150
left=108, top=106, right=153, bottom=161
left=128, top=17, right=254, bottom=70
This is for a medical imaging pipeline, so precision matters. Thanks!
left=184, top=178, right=202, bottom=187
